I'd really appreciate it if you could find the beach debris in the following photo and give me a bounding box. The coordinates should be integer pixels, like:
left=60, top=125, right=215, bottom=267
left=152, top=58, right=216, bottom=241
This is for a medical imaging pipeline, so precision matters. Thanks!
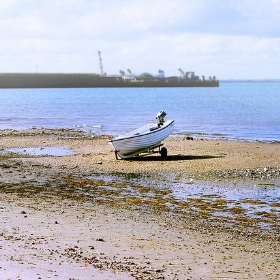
left=183, top=135, right=194, bottom=141
left=64, top=246, right=165, bottom=279
left=96, top=238, right=105, bottom=242
left=210, top=167, right=280, bottom=180
left=185, top=178, right=194, bottom=184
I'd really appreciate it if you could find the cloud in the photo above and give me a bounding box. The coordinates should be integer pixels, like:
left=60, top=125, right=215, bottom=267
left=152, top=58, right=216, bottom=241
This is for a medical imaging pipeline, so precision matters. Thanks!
left=1, top=0, right=280, bottom=78
left=2, top=0, right=280, bottom=38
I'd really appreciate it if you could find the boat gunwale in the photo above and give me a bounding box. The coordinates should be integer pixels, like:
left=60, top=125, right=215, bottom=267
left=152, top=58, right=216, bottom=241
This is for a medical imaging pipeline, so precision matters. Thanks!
left=109, top=120, right=174, bottom=143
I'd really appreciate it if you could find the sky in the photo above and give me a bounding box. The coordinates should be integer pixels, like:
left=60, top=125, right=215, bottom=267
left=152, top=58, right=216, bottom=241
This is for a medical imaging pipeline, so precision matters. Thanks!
left=1, top=0, right=280, bottom=79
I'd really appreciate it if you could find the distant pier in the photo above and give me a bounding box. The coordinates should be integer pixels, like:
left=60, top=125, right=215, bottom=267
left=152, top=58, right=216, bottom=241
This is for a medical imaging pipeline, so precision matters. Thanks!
left=0, top=73, right=219, bottom=88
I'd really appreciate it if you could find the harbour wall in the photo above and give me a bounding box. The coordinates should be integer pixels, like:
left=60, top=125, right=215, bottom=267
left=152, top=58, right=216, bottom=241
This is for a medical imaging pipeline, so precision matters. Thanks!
left=0, top=73, right=219, bottom=88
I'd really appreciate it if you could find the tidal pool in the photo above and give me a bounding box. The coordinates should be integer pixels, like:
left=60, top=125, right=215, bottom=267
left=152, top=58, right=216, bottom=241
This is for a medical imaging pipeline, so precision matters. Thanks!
left=88, top=173, right=280, bottom=231
left=5, top=146, right=75, bottom=156
left=170, top=180, right=280, bottom=222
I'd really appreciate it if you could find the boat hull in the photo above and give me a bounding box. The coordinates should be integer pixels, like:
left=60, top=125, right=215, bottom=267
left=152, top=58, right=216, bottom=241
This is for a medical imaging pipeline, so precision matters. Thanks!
left=109, top=120, right=174, bottom=159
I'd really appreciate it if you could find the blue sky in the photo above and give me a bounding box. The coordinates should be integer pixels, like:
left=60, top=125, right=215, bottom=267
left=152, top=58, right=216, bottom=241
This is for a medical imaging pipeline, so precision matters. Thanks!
left=1, top=0, right=280, bottom=79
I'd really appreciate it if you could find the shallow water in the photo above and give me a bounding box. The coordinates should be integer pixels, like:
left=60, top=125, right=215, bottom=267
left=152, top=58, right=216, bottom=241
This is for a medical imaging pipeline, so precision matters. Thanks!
left=89, top=173, right=280, bottom=231
left=0, top=81, right=280, bottom=141
left=5, top=146, right=74, bottom=156
left=172, top=179, right=280, bottom=202
left=171, top=180, right=280, bottom=220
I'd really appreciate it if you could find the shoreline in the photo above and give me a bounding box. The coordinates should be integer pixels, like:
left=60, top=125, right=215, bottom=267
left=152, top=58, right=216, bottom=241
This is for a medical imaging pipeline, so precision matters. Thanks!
left=0, top=128, right=279, bottom=279
left=1, top=126, right=279, bottom=144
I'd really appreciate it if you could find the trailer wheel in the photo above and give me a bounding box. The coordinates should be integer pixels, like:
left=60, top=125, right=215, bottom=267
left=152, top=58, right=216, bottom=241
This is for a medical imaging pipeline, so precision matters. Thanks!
left=160, top=147, right=167, bottom=159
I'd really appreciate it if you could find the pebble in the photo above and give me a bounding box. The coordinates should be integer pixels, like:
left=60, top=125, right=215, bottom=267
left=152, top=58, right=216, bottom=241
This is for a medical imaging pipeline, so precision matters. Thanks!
left=96, top=238, right=105, bottom=242
left=64, top=247, right=165, bottom=279
left=211, top=167, right=280, bottom=180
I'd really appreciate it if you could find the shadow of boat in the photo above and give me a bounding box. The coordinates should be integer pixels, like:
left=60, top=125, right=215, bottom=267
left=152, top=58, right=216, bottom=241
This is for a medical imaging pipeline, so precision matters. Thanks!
left=126, top=154, right=224, bottom=162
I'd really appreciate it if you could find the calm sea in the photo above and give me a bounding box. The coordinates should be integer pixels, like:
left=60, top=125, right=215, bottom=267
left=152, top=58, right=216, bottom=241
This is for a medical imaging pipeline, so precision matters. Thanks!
left=0, top=81, right=279, bottom=141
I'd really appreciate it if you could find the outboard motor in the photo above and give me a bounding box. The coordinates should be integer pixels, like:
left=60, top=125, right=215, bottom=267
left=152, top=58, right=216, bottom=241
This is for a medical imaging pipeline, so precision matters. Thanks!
left=156, top=110, right=167, bottom=126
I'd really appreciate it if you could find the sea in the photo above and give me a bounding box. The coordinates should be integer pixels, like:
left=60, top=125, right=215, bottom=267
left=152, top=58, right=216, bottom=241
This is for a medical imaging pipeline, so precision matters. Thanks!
left=0, top=81, right=279, bottom=141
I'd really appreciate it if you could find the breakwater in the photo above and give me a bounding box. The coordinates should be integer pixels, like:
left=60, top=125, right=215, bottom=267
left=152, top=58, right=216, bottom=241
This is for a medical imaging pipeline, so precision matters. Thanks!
left=0, top=73, right=219, bottom=88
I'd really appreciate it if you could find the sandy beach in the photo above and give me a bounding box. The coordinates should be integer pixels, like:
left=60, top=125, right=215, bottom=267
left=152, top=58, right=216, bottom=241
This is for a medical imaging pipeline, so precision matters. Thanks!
left=0, top=129, right=279, bottom=279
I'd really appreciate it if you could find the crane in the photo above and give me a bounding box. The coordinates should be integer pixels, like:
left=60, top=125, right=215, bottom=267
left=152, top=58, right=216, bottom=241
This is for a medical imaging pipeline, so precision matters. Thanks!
left=178, top=68, right=186, bottom=78
left=98, top=51, right=104, bottom=76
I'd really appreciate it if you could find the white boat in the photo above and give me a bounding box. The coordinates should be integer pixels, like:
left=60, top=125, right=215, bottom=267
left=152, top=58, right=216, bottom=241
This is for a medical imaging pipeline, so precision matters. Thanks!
left=109, top=111, right=174, bottom=159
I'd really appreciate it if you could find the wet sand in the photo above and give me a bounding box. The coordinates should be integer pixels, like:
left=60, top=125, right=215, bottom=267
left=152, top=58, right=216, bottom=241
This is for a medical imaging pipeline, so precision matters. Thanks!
left=0, top=129, right=279, bottom=279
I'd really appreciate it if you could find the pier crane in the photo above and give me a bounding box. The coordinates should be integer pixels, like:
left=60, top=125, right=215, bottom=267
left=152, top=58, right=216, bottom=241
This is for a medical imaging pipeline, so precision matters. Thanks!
left=179, top=68, right=200, bottom=80
left=187, top=72, right=199, bottom=80
left=178, top=68, right=186, bottom=78
left=98, top=51, right=104, bottom=76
